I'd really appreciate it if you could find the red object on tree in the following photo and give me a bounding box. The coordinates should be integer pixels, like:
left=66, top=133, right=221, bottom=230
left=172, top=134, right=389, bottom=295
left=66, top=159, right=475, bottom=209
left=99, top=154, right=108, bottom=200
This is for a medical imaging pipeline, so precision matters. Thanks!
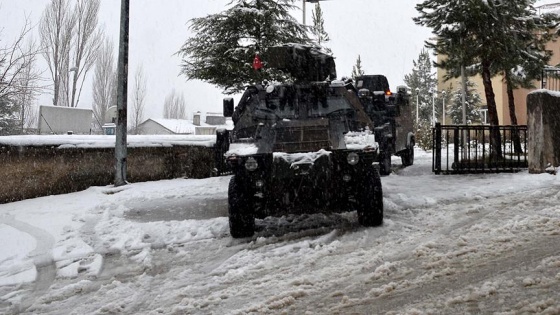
left=252, top=54, right=263, bottom=71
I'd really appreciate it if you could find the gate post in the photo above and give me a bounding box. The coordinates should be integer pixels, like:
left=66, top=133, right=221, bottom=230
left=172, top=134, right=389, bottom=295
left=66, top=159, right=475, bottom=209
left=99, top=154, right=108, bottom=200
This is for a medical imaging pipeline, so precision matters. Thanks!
left=433, top=123, right=442, bottom=174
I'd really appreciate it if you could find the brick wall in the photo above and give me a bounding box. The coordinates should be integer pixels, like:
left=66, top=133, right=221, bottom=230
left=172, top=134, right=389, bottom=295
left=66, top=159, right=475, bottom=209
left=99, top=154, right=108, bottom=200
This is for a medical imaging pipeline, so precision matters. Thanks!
left=0, top=145, right=216, bottom=204
left=527, top=91, right=560, bottom=173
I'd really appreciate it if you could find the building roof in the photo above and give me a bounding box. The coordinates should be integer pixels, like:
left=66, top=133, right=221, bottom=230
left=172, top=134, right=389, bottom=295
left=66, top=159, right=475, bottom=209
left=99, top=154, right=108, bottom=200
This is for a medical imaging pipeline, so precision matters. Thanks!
left=537, top=2, right=560, bottom=15
left=140, top=117, right=233, bottom=135
left=149, top=118, right=197, bottom=134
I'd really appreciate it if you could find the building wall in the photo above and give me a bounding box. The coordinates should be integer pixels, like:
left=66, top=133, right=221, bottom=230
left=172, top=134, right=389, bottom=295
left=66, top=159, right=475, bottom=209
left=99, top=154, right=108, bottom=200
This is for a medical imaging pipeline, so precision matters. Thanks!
left=38, top=106, right=93, bottom=134
left=436, top=38, right=560, bottom=126
left=206, top=115, right=226, bottom=125
left=195, top=126, right=217, bottom=135
left=0, top=144, right=216, bottom=203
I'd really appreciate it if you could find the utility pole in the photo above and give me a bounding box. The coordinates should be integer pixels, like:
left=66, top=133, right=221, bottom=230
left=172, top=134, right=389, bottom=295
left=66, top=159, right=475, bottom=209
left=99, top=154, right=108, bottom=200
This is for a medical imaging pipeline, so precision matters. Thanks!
left=303, top=0, right=307, bottom=25
left=460, top=23, right=467, bottom=126
left=115, top=0, right=129, bottom=186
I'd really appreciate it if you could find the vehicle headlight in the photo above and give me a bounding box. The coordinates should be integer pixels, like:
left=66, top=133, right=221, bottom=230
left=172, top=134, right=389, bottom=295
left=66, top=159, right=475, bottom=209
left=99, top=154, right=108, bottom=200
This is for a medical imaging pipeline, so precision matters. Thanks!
left=245, top=157, right=258, bottom=171
left=347, top=152, right=359, bottom=165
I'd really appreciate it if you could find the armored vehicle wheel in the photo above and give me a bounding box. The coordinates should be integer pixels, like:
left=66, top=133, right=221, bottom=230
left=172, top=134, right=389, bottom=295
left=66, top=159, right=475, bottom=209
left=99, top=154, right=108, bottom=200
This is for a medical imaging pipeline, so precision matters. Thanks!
left=356, top=166, right=383, bottom=226
left=228, top=176, right=255, bottom=238
left=379, top=152, right=392, bottom=176
left=401, top=143, right=415, bottom=167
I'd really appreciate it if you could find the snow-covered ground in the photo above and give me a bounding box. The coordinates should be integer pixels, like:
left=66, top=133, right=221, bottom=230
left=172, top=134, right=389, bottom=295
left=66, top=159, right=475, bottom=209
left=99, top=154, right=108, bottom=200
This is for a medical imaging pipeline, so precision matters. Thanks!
left=1, top=149, right=559, bottom=314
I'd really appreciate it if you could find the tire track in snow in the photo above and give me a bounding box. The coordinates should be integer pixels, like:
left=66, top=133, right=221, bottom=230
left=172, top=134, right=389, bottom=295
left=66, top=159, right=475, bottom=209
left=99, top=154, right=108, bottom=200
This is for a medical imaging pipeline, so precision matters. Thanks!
left=293, top=186, right=560, bottom=314
left=344, top=236, right=560, bottom=314
left=0, top=216, right=56, bottom=312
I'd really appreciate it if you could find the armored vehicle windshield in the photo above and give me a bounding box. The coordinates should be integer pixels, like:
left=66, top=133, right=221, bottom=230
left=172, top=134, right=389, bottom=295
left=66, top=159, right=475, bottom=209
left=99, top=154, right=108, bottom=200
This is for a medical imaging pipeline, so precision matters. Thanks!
left=256, top=82, right=356, bottom=120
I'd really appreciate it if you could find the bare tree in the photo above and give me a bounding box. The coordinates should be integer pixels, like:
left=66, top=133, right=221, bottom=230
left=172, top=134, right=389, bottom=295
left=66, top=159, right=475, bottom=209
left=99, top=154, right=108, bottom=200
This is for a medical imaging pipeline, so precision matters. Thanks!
left=1, top=16, right=43, bottom=134
left=92, top=37, right=116, bottom=130
left=41, top=0, right=102, bottom=108
left=69, top=0, right=102, bottom=108
left=163, top=89, right=187, bottom=119
left=40, top=0, right=75, bottom=106
left=129, top=64, right=146, bottom=134
left=13, top=37, right=44, bottom=133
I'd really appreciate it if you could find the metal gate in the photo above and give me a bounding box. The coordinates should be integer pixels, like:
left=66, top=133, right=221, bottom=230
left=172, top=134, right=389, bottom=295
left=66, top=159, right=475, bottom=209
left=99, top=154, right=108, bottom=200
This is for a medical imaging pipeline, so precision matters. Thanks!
left=432, top=123, right=528, bottom=174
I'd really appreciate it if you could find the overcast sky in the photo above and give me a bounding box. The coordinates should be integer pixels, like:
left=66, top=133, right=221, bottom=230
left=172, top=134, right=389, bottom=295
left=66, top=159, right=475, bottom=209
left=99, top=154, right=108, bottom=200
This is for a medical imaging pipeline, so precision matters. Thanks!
left=1, top=0, right=554, bottom=121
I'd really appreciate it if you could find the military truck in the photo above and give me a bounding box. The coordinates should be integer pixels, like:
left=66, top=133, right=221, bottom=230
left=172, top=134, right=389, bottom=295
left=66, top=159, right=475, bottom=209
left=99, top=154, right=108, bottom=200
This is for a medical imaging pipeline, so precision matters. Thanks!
left=353, top=75, right=415, bottom=175
left=218, top=44, right=383, bottom=238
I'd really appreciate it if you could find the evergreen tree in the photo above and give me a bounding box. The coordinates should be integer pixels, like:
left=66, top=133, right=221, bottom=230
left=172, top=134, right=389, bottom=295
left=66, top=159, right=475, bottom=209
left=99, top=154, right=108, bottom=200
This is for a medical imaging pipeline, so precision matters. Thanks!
left=414, top=0, right=556, bottom=127
left=403, top=49, right=437, bottom=124
left=351, top=55, right=364, bottom=80
left=178, top=0, right=309, bottom=94
left=311, top=3, right=331, bottom=53
left=0, top=96, right=19, bottom=135
left=496, top=6, right=556, bottom=129
left=447, top=80, right=482, bottom=125
left=414, top=0, right=557, bottom=157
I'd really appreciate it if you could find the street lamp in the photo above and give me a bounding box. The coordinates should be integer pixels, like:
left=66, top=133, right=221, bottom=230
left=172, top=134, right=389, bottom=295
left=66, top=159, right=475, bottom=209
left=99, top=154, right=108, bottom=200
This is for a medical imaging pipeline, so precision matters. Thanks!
left=432, top=90, right=437, bottom=127
left=302, top=0, right=326, bottom=25
left=441, top=90, right=446, bottom=125
left=415, top=88, right=419, bottom=128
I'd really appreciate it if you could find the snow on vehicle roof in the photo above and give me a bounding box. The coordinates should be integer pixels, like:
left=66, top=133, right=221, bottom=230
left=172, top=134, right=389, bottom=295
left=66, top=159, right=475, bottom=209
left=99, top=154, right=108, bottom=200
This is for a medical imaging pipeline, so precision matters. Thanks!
left=344, top=130, right=379, bottom=150
left=273, top=149, right=332, bottom=165
left=225, top=142, right=259, bottom=156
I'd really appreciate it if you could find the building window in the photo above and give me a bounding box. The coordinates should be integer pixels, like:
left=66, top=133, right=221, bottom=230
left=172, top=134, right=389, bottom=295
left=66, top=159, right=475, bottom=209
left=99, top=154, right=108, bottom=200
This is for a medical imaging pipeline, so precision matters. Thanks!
left=478, top=105, right=488, bottom=125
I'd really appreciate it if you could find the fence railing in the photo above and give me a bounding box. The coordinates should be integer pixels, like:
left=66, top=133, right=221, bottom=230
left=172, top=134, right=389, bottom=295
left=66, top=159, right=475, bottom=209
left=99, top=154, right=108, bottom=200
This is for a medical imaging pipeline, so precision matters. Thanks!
left=542, top=67, right=560, bottom=91
left=432, top=123, right=528, bottom=174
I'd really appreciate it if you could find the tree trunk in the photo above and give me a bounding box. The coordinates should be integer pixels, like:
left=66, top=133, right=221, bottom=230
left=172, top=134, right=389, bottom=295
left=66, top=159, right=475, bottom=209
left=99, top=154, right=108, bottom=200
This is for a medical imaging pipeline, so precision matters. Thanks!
left=481, top=61, right=502, bottom=158
left=504, top=71, right=523, bottom=154
left=71, top=71, right=78, bottom=107
left=53, top=74, right=59, bottom=106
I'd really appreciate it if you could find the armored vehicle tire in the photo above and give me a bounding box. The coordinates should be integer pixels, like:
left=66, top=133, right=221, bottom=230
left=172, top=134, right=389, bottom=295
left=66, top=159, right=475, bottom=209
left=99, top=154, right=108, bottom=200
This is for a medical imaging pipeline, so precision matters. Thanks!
left=356, top=166, right=383, bottom=227
left=379, top=152, right=392, bottom=176
left=228, top=176, right=255, bottom=238
left=401, top=143, right=415, bottom=167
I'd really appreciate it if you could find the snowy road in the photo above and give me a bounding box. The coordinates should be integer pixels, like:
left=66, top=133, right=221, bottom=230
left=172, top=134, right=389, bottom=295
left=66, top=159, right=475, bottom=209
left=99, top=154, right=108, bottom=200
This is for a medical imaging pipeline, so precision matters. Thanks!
left=1, top=149, right=560, bottom=314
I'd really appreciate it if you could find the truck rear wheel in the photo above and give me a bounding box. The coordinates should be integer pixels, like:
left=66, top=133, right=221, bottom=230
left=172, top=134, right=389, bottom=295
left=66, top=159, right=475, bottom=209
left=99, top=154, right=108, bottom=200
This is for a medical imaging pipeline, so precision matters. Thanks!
left=379, top=152, right=392, bottom=176
left=228, top=176, right=255, bottom=238
left=356, top=166, right=383, bottom=226
left=401, top=142, right=415, bottom=167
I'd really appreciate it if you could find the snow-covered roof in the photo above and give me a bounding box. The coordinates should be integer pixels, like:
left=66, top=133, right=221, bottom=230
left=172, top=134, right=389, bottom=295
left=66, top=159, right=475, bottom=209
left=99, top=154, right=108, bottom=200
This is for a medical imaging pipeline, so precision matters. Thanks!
left=147, top=118, right=197, bottom=134
left=142, top=117, right=233, bottom=134
left=537, top=2, right=560, bottom=15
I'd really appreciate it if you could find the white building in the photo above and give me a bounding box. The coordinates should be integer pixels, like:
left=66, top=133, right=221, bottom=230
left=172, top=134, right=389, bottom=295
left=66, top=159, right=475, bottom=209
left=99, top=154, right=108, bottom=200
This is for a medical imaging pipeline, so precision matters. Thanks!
left=137, top=113, right=232, bottom=135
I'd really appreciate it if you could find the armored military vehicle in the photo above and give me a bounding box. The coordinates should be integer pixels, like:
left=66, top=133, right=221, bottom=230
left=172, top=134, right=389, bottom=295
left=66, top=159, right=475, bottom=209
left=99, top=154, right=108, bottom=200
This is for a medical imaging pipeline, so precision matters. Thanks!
left=219, top=44, right=383, bottom=238
left=353, top=75, right=415, bottom=175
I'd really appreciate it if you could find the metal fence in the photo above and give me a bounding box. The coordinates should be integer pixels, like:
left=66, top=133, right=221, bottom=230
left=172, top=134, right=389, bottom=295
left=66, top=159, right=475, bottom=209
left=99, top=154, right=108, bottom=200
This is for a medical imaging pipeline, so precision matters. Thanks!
left=432, top=123, right=528, bottom=174
left=542, top=67, right=560, bottom=91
